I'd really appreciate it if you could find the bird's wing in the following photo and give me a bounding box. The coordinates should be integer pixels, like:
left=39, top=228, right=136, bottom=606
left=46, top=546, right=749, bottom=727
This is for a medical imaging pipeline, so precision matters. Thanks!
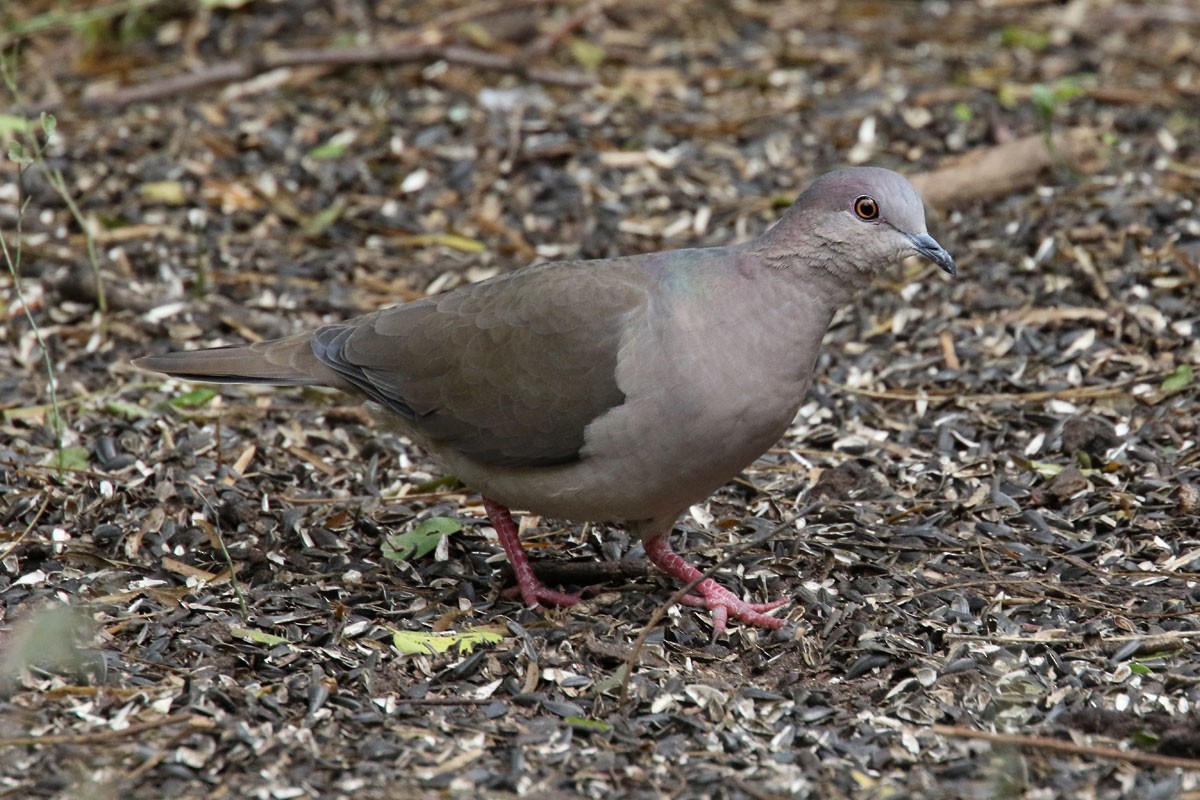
left=312, top=259, right=655, bottom=468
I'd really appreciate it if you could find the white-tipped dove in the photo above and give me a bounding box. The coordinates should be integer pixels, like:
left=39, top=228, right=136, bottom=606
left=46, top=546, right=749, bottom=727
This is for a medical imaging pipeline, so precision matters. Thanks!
left=136, top=166, right=955, bottom=631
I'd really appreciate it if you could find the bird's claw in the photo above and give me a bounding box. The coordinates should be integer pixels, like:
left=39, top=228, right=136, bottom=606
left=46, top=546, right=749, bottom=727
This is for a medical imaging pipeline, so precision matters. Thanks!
left=644, top=534, right=788, bottom=632
left=674, top=578, right=788, bottom=632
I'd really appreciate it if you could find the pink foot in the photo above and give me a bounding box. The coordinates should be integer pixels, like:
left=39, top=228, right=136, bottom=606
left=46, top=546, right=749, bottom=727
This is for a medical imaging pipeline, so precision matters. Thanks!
left=644, top=535, right=788, bottom=632
left=484, top=498, right=582, bottom=610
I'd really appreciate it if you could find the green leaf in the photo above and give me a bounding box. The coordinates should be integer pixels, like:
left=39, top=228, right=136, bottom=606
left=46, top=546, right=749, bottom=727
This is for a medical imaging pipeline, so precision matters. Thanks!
left=382, top=517, right=463, bottom=562
left=40, top=112, right=56, bottom=137
left=1161, top=364, right=1193, bottom=395
left=1031, top=84, right=1055, bottom=120
left=306, top=130, right=356, bottom=161
left=592, top=665, right=629, bottom=696
left=7, top=140, right=30, bottom=165
left=230, top=626, right=289, bottom=646
left=301, top=201, right=344, bottom=238
left=140, top=180, right=186, bottom=205
left=168, top=387, right=217, bottom=408
left=952, top=103, right=973, bottom=123
left=0, top=114, right=31, bottom=136
left=55, top=446, right=90, bottom=472
left=307, top=142, right=347, bottom=161
left=1018, top=459, right=1062, bottom=477
left=389, top=625, right=505, bottom=655
left=1128, top=661, right=1153, bottom=676
left=565, top=716, right=612, bottom=732
left=411, top=474, right=462, bottom=493
left=1000, top=26, right=1049, bottom=51
left=1130, top=730, right=1160, bottom=748
left=392, top=233, right=487, bottom=253
left=429, top=233, right=486, bottom=253
left=1051, top=79, right=1085, bottom=103
left=104, top=399, right=152, bottom=420
left=996, top=83, right=1020, bottom=110
left=569, top=38, right=606, bottom=71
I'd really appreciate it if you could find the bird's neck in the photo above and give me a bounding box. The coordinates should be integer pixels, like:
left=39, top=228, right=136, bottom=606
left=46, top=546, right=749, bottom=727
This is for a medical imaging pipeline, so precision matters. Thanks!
left=748, top=228, right=864, bottom=309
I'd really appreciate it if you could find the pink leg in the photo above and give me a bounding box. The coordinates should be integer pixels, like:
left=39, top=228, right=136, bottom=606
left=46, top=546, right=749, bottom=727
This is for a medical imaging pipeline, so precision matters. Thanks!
left=483, top=498, right=582, bottom=610
left=644, top=534, right=787, bottom=632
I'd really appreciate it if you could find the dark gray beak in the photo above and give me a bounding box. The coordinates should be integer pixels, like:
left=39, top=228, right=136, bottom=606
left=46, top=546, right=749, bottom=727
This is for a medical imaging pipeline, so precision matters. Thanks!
left=908, top=232, right=956, bottom=276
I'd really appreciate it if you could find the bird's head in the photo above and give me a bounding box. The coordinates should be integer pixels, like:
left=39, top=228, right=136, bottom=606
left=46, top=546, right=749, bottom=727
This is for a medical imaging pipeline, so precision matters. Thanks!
left=768, top=166, right=956, bottom=282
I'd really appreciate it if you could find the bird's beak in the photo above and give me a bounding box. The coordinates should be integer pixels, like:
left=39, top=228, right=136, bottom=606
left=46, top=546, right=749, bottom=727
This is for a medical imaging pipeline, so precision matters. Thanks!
left=907, top=232, right=956, bottom=276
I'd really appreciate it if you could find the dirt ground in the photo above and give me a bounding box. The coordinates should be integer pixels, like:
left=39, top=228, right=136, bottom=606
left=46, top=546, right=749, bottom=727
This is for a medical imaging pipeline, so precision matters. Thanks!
left=2, top=1, right=1200, bottom=798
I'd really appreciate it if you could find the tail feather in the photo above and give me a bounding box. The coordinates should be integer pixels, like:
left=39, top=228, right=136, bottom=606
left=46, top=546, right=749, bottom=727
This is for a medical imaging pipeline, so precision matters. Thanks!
left=134, top=335, right=322, bottom=387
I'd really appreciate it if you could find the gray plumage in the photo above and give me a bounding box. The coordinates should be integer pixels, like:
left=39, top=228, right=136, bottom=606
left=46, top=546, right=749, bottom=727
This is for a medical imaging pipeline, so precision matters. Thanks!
left=135, top=166, right=955, bottom=630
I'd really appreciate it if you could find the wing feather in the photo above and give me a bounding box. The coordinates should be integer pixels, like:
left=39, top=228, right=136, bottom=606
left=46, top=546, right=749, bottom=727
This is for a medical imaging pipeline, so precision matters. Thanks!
left=312, top=260, right=652, bottom=467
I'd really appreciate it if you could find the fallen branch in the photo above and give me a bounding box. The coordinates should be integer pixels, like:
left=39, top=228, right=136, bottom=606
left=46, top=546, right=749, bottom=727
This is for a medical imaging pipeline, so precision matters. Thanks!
left=933, top=724, right=1200, bottom=772
left=943, top=629, right=1200, bottom=658
left=501, top=557, right=653, bottom=588
left=912, top=126, right=1103, bottom=209
left=399, top=697, right=493, bottom=706
left=0, top=712, right=208, bottom=747
left=522, top=0, right=615, bottom=59
left=85, top=41, right=594, bottom=110
left=826, top=369, right=1166, bottom=406
left=421, top=0, right=563, bottom=31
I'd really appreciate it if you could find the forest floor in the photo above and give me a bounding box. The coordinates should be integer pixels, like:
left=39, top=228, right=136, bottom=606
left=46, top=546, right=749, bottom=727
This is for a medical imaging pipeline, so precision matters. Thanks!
left=2, top=1, right=1200, bottom=798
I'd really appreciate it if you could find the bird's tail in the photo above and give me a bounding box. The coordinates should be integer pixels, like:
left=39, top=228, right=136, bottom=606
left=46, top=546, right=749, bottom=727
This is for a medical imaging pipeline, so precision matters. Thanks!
left=133, top=332, right=323, bottom=386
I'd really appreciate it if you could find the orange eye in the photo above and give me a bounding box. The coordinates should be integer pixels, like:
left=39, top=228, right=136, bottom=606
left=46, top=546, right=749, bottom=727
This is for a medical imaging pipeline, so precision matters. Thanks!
left=854, top=195, right=879, bottom=221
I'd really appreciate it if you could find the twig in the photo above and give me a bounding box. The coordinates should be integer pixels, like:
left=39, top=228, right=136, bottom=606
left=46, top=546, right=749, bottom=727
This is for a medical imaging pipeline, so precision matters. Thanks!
left=522, top=0, right=615, bottom=59
left=910, top=126, right=1102, bottom=209
left=85, top=41, right=594, bottom=110
left=37, top=131, right=107, bottom=315
left=0, top=493, right=50, bottom=559
left=828, top=379, right=1141, bottom=406
left=420, top=0, right=563, bottom=31
left=198, top=493, right=249, bottom=619
left=617, top=524, right=790, bottom=705
left=398, top=697, right=492, bottom=706
left=500, top=557, right=653, bottom=587
left=906, top=575, right=1046, bottom=601
left=933, top=724, right=1200, bottom=772
left=616, top=571, right=710, bottom=704
left=123, top=724, right=199, bottom=781
left=2, top=54, right=106, bottom=314
left=280, top=489, right=466, bottom=505
left=729, top=777, right=790, bottom=800
left=944, top=630, right=1200, bottom=658
left=0, top=712, right=206, bottom=747
left=910, top=569, right=1197, bottom=621
left=0, top=459, right=118, bottom=481
left=0, top=96, right=67, bottom=469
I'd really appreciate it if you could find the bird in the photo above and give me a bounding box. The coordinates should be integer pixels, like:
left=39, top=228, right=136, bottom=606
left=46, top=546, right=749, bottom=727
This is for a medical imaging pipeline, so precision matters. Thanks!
left=135, top=166, right=955, bottom=632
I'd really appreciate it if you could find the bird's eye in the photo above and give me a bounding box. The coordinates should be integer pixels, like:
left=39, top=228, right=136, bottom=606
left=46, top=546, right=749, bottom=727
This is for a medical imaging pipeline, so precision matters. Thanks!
left=854, top=195, right=880, bottom=221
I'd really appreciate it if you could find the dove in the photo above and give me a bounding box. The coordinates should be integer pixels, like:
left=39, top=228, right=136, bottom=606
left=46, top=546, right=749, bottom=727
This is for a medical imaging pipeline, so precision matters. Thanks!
left=135, top=166, right=954, bottom=631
